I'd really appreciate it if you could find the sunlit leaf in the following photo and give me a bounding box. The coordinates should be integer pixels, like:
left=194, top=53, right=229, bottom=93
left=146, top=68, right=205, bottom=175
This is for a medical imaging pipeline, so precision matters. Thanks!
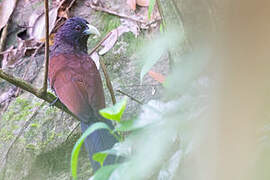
left=93, top=151, right=108, bottom=167
left=160, top=23, right=164, bottom=33
left=99, top=97, right=127, bottom=122
left=71, top=122, right=111, bottom=180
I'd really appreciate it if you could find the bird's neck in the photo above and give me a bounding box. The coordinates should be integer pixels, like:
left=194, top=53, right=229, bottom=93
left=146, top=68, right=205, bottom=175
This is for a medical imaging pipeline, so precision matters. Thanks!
left=51, top=35, right=88, bottom=55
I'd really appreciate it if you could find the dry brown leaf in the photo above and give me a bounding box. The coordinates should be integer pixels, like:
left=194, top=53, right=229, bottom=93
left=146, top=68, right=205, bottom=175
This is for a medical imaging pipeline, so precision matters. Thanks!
left=127, top=0, right=149, bottom=10
left=29, top=7, right=58, bottom=42
left=99, top=25, right=136, bottom=55
left=127, top=0, right=136, bottom=10
left=137, top=0, right=149, bottom=7
left=0, top=36, right=39, bottom=69
left=39, top=33, right=55, bottom=46
left=0, top=46, right=19, bottom=69
left=148, top=70, right=165, bottom=83
left=0, top=0, right=17, bottom=30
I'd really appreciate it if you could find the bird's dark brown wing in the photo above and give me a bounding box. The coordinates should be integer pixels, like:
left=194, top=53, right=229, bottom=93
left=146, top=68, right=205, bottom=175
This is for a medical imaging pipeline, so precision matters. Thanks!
left=48, top=54, right=105, bottom=122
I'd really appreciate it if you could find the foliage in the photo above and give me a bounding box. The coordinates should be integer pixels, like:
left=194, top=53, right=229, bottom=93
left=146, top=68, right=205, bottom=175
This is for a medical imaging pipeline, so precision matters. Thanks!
left=69, top=21, right=210, bottom=179
left=70, top=122, right=112, bottom=180
left=148, top=0, right=156, bottom=19
left=99, top=97, right=127, bottom=123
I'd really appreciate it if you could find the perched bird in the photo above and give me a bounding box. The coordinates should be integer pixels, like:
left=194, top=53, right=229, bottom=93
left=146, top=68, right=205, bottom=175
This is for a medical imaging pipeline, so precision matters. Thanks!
left=48, top=17, right=118, bottom=172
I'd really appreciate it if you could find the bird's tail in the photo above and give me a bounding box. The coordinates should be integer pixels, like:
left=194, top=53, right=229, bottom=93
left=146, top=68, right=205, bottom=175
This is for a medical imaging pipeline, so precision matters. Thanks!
left=80, top=119, right=118, bottom=172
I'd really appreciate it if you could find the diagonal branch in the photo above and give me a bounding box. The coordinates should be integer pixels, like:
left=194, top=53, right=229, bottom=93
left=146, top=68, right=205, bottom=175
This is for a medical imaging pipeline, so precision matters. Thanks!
left=0, top=69, right=78, bottom=120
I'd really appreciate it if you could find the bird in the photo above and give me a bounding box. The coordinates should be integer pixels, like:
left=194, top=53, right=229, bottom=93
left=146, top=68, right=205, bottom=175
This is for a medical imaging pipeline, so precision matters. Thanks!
left=48, top=17, right=118, bottom=172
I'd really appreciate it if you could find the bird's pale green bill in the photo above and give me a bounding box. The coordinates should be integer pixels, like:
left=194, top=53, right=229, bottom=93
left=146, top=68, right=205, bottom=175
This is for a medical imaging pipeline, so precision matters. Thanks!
left=83, top=24, right=100, bottom=36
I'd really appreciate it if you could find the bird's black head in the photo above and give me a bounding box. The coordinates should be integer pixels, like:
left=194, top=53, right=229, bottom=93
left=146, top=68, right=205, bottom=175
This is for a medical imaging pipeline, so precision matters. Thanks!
left=53, top=17, right=100, bottom=53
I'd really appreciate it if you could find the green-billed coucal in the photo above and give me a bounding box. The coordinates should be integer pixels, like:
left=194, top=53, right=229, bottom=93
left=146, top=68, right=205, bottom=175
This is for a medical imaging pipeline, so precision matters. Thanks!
left=48, top=17, right=117, bottom=172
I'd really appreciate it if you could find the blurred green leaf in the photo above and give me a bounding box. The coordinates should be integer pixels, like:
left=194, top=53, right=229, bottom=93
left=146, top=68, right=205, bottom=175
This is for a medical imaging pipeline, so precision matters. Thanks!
left=148, top=0, right=156, bottom=19
left=114, top=119, right=135, bottom=132
left=93, top=164, right=120, bottom=180
left=160, top=23, right=164, bottom=33
left=99, top=97, right=127, bottom=122
left=70, top=122, right=111, bottom=180
left=139, top=29, right=183, bottom=83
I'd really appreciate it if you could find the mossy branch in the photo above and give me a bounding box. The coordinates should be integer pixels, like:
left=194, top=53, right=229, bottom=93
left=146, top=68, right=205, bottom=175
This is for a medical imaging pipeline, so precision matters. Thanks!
left=0, top=69, right=79, bottom=120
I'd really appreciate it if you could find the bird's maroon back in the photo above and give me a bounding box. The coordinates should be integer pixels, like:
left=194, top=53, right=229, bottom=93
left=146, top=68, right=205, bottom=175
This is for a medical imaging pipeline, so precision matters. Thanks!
left=49, top=53, right=105, bottom=122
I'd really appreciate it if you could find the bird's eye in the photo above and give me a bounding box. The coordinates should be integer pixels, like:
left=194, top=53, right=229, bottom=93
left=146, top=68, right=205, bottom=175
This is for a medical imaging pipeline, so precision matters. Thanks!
left=75, top=25, right=81, bottom=31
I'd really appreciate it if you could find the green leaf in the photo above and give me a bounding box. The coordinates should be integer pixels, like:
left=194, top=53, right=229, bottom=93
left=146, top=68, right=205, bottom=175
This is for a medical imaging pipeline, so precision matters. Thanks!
left=93, top=164, right=119, bottom=180
left=114, top=119, right=135, bottom=132
left=70, top=122, right=111, bottom=180
left=160, top=23, right=164, bottom=33
left=93, top=151, right=108, bottom=167
left=99, top=97, right=127, bottom=122
left=148, top=0, right=156, bottom=20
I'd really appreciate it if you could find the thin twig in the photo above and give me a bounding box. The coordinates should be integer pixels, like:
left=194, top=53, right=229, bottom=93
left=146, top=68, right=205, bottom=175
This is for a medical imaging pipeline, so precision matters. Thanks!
left=1, top=101, right=45, bottom=170
left=67, top=0, right=77, bottom=10
left=86, top=3, right=145, bottom=23
left=66, top=122, right=80, bottom=141
left=0, top=24, right=9, bottom=67
left=89, top=31, right=112, bottom=56
left=0, top=25, right=9, bottom=53
left=116, top=90, right=143, bottom=105
left=42, top=0, right=50, bottom=94
left=100, top=56, right=116, bottom=105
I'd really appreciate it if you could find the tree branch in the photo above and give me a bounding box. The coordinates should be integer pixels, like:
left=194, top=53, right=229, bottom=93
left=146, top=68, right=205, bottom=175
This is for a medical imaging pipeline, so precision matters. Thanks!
left=100, top=56, right=116, bottom=105
left=42, top=0, right=50, bottom=94
left=0, top=69, right=78, bottom=120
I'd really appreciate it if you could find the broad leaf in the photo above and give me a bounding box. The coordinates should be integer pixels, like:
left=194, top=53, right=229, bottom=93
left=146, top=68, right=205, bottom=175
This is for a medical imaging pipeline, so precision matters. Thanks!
left=99, top=97, right=127, bottom=122
left=71, top=122, right=111, bottom=180
left=93, top=151, right=108, bottom=167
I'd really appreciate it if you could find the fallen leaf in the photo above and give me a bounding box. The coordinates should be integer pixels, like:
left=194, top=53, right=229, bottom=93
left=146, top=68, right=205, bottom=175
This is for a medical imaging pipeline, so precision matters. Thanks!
left=90, top=52, right=100, bottom=70
left=127, top=0, right=136, bottom=10
left=0, top=0, right=17, bottom=30
left=99, top=25, right=137, bottom=55
left=0, top=36, right=39, bottom=69
left=29, top=7, right=58, bottom=42
left=148, top=70, right=165, bottom=83
left=137, top=0, right=149, bottom=7
left=0, top=46, right=19, bottom=69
